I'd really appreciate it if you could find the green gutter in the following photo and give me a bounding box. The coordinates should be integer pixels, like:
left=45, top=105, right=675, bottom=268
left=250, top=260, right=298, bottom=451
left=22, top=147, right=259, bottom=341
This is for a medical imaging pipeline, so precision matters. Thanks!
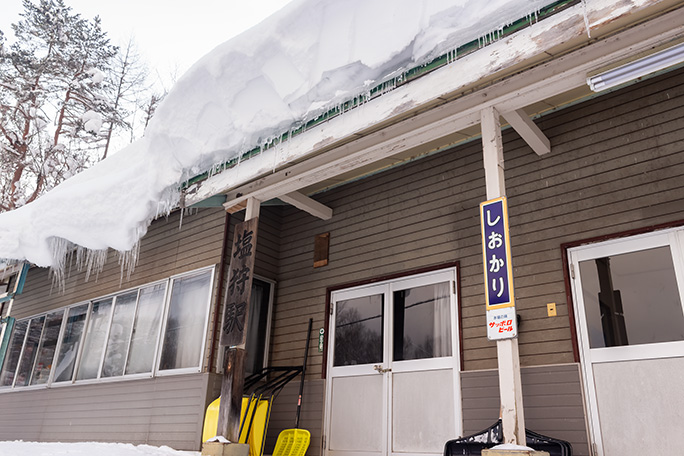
left=182, top=0, right=579, bottom=191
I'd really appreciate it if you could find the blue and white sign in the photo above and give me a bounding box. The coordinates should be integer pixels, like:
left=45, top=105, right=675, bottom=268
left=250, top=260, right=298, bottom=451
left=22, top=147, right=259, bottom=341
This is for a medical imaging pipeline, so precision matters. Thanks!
left=480, top=196, right=517, bottom=340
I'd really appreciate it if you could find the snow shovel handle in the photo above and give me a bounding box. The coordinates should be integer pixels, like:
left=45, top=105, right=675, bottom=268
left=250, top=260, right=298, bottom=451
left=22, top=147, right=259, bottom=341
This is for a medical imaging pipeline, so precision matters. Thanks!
left=295, top=318, right=313, bottom=429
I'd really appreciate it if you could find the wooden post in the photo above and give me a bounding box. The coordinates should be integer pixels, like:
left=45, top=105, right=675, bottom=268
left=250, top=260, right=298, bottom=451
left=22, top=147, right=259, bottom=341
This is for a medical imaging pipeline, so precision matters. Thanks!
left=481, top=106, right=526, bottom=445
left=217, top=347, right=247, bottom=442
left=216, top=198, right=261, bottom=442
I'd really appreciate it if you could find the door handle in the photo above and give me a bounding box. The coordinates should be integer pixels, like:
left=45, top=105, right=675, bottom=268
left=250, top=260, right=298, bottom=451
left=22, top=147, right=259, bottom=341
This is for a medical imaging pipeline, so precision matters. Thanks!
left=373, top=364, right=391, bottom=373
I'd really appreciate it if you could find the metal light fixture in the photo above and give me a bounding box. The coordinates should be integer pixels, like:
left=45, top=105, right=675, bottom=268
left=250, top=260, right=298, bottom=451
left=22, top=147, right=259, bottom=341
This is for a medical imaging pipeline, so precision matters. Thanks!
left=587, top=42, right=684, bottom=92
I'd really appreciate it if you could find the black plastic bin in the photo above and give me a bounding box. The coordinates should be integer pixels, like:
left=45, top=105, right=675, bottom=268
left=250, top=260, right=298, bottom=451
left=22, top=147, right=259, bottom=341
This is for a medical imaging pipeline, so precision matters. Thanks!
left=444, top=420, right=572, bottom=456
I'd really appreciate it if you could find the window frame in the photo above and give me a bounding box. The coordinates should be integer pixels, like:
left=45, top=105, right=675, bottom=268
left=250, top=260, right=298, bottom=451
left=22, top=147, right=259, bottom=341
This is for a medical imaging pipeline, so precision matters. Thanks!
left=329, top=268, right=459, bottom=376
left=0, top=266, right=215, bottom=392
left=249, top=275, right=276, bottom=374
left=155, top=267, right=215, bottom=377
left=569, top=228, right=684, bottom=364
left=50, top=301, right=93, bottom=387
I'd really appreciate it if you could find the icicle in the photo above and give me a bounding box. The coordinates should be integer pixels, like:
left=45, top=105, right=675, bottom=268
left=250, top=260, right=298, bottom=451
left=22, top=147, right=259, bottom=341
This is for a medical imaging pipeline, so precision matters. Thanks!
left=581, top=0, right=591, bottom=38
left=47, top=237, right=72, bottom=293
left=117, top=241, right=140, bottom=285
left=83, top=249, right=109, bottom=282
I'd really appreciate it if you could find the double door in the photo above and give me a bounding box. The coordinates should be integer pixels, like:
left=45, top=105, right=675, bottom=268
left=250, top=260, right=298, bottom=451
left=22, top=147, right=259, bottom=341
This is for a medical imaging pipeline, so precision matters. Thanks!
left=324, top=269, right=461, bottom=456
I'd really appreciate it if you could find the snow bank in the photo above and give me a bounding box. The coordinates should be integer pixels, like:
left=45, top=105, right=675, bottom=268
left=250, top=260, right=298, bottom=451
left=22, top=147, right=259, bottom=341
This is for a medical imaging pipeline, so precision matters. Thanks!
left=0, top=0, right=554, bottom=269
left=0, top=441, right=199, bottom=456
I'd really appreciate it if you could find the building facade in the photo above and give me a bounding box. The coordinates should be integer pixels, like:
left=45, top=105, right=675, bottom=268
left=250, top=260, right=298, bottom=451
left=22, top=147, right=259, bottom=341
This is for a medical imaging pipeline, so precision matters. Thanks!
left=1, top=1, right=684, bottom=456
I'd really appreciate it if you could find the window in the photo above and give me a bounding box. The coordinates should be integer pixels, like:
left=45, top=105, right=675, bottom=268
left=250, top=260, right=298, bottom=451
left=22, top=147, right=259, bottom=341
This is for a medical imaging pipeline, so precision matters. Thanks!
left=570, top=227, right=684, bottom=359
left=331, top=269, right=456, bottom=368
left=30, top=311, right=63, bottom=385
left=579, top=246, right=684, bottom=348
left=0, top=267, right=214, bottom=391
left=125, top=284, right=166, bottom=375
left=393, top=282, right=452, bottom=361
left=159, top=272, right=212, bottom=371
left=334, top=294, right=384, bottom=366
left=53, top=304, right=88, bottom=382
left=243, top=277, right=274, bottom=375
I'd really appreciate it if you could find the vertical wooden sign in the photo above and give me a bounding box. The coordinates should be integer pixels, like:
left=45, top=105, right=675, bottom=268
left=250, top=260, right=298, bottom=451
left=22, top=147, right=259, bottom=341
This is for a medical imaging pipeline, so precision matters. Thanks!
left=220, top=217, right=259, bottom=347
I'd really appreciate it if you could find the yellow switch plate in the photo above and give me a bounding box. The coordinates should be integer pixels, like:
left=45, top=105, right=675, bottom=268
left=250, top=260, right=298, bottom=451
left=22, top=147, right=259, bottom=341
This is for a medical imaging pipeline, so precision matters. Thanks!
left=547, top=303, right=557, bottom=317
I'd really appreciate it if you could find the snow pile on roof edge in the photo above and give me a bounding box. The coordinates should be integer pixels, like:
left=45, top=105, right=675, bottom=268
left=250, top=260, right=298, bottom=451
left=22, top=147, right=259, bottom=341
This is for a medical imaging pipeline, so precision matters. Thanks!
left=0, top=0, right=553, bottom=269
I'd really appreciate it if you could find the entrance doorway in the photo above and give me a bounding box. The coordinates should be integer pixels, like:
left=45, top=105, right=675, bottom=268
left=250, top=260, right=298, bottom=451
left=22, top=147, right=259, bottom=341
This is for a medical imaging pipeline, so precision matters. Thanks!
left=568, top=227, right=684, bottom=456
left=324, top=268, right=461, bottom=456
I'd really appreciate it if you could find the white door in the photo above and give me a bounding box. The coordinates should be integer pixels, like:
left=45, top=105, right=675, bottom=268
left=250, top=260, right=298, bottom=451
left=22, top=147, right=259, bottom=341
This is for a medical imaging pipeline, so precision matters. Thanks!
left=324, top=269, right=462, bottom=456
left=568, top=228, right=684, bottom=456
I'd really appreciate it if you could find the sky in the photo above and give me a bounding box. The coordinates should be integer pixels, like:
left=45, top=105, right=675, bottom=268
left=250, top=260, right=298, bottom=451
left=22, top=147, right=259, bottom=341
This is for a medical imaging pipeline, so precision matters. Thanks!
left=0, top=0, right=293, bottom=89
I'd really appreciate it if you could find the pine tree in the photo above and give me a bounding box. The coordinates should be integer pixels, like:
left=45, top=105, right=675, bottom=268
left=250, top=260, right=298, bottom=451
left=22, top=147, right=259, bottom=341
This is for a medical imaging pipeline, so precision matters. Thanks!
left=0, top=0, right=117, bottom=212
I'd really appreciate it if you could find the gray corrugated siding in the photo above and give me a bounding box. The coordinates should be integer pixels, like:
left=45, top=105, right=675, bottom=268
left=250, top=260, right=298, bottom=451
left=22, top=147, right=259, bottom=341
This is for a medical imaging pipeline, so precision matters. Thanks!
left=0, top=373, right=213, bottom=450
left=462, top=364, right=589, bottom=456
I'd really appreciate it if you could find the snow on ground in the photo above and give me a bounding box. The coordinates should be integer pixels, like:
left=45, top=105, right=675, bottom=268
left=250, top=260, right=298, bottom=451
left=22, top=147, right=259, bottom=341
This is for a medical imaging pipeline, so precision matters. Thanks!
left=0, top=441, right=199, bottom=456
left=0, top=0, right=554, bottom=270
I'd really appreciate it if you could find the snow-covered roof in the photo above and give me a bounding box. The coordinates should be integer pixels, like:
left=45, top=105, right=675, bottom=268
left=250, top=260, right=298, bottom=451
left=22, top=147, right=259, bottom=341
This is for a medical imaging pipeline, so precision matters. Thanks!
left=0, top=0, right=659, bottom=269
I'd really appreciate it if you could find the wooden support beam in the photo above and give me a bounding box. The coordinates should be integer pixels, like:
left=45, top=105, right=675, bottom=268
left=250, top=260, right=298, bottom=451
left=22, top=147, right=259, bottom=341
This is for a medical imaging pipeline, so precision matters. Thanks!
left=481, top=106, right=526, bottom=446
left=501, top=109, right=551, bottom=156
left=481, top=107, right=506, bottom=200
left=279, top=192, right=333, bottom=220
left=245, top=197, right=260, bottom=220
left=217, top=347, right=246, bottom=442
left=224, top=200, right=248, bottom=214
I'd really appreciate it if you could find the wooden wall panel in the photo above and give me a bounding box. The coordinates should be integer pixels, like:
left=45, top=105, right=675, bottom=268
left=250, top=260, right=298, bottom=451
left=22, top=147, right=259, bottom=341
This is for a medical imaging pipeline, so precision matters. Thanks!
left=0, top=373, right=212, bottom=450
left=264, top=379, right=325, bottom=456
left=461, top=364, right=589, bottom=456
left=273, top=67, right=684, bottom=375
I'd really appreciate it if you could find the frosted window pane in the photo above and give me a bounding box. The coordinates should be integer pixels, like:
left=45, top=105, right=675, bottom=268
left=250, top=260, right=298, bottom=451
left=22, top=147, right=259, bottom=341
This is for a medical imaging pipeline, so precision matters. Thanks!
left=0, top=320, right=28, bottom=387
left=53, top=304, right=88, bottom=382
left=393, top=282, right=451, bottom=361
left=579, top=246, right=684, bottom=348
left=159, top=272, right=211, bottom=370
left=101, top=292, right=137, bottom=378
left=334, top=294, right=383, bottom=366
left=30, top=311, right=64, bottom=385
left=14, top=316, right=45, bottom=387
left=76, top=299, right=113, bottom=380
left=126, top=283, right=166, bottom=375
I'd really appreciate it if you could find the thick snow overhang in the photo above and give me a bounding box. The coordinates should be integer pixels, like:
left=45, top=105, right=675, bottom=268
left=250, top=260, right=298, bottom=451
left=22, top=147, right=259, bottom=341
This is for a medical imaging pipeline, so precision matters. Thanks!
left=184, top=0, right=684, bottom=216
